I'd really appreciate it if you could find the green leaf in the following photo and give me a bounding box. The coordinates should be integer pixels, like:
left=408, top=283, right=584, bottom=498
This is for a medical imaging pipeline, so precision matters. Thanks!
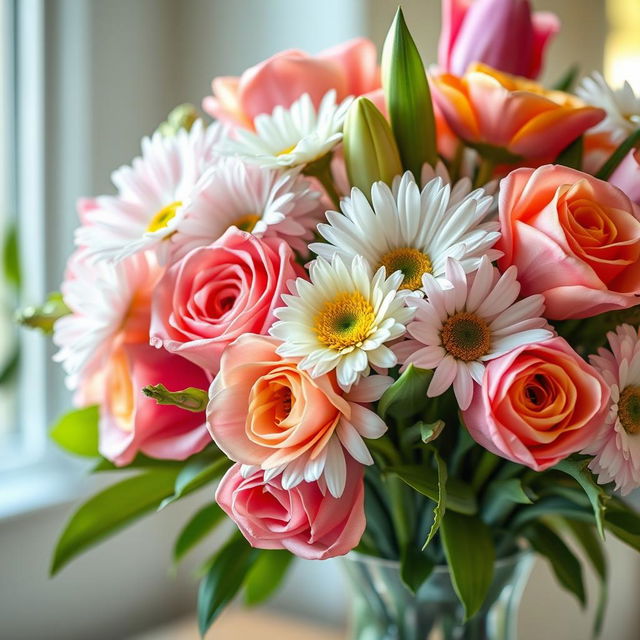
left=0, top=347, right=19, bottom=386
left=378, top=364, right=432, bottom=421
left=552, top=64, right=580, bottom=92
left=440, top=511, right=495, bottom=619
left=382, top=7, right=437, bottom=175
left=525, top=522, right=586, bottom=607
left=17, top=291, right=70, bottom=334
left=92, top=453, right=185, bottom=472
left=173, top=503, right=227, bottom=565
left=604, top=502, right=640, bottom=551
left=423, top=448, right=447, bottom=549
left=420, top=420, right=445, bottom=444
left=400, top=546, right=434, bottom=593
left=51, top=468, right=180, bottom=575
left=2, top=223, right=21, bottom=289
left=483, top=478, right=534, bottom=524
left=50, top=406, right=100, bottom=457
left=595, top=128, right=640, bottom=181
left=511, top=495, right=594, bottom=530
left=556, top=135, right=583, bottom=169
left=244, top=550, right=294, bottom=606
left=554, top=458, right=608, bottom=538
left=389, top=464, right=477, bottom=515
left=198, top=533, right=258, bottom=635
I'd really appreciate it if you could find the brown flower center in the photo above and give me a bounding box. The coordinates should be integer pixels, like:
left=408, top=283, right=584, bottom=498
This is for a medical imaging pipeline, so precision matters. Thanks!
left=619, top=385, right=640, bottom=435
left=441, top=312, right=491, bottom=362
left=377, top=247, right=432, bottom=291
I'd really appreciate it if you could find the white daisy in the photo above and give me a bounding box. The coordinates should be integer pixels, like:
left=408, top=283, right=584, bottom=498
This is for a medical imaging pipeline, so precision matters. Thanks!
left=577, top=72, right=640, bottom=144
left=53, top=251, right=161, bottom=392
left=220, top=90, right=353, bottom=169
left=584, top=324, right=640, bottom=495
left=309, top=172, right=500, bottom=292
left=76, top=120, right=223, bottom=262
left=270, top=255, right=414, bottom=391
left=420, top=160, right=498, bottom=208
left=396, top=256, right=553, bottom=410
left=168, top=156, right=323, bottom=261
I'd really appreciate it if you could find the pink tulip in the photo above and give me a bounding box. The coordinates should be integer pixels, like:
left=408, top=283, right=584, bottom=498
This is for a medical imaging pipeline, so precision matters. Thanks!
left=438, top=0, right=559, bottom=79
left=610, top=149, right=640, bottom=205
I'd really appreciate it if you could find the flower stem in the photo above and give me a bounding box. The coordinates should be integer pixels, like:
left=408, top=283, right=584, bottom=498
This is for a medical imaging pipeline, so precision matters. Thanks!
left=304, top=153, right=341, bottom=209
left=474, top=156, right=495, bottom=189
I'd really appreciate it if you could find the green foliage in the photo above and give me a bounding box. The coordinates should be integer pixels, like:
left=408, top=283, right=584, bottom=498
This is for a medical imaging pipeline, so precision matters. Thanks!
left=50, top=406, right=100, bottom=457
left=596, top=128, right=640, bottom=181
left=440, top=511, right=495, bottom=619
left=17, top=291, right=70, bottom=334
left=400, top=546, right=434, bottom=594
left=604, top=500, right=640, bottom=551
left=173, top=503, right=227, bottom=565
left=552, top=64, right=580, bottom=92
left=244, top=550, right=294, bottom=606
left=378, top=364, right=432, bottom=421
left=423, top=448, right=447, bottom=549
left=483, top=478, right=534, bottom=525
left=556, top=136, right=583, bottom=170
left=2, top=223, right=21, bottom=289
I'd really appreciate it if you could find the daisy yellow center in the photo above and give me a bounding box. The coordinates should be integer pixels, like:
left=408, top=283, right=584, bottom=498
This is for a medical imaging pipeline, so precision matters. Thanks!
left=146, top=201, right=182, bottom=233
left=378, top=248, right=432, bottom=290
left=619, top=385, right=640, bottom=435
left=234, top=214, right=261, bottom=233
left=441, top=312, right=491, bottom=362
left=314, top=292, right=376, bottom=351
left=277, top=143, right=297, bottom=156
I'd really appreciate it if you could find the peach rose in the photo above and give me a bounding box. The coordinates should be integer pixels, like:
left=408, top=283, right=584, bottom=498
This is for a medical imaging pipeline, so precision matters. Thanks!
left=99, top=343, right=211, bottom=466
left=203, top=38, right=380, bottom=129
left=215, top=459, right=365, bottom=560
left=207, top=334, right=388, bottom=497
left=150, top=228, right=299, bottom=373
left=463, top=337, right=609, bottom=471
left=498, top=164, right=640, bottom=319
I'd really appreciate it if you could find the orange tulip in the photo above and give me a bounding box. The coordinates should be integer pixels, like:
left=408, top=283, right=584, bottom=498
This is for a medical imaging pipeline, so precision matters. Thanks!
left=430, top=63, right=605, bottom=162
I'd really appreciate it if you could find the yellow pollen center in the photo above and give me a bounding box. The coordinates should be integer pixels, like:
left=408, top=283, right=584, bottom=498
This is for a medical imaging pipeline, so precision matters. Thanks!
left=146, top=201, right=182, bottom=233
left=314, top=292, right=376, bottom=351
left=441, top=312, right=491, bottom=362
left=233, top=214, right=261, bottom=233
left=619, top=385, right=640, bottom=435
left=277, top=143, right=297, bottom=156
left=377, top=247, right=432, bottom=290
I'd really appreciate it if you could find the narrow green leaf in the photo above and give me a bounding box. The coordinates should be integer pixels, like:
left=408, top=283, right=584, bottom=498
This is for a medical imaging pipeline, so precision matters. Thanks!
left=400, top=546, right=434, bottom=593
left=198, top=533, right=257, bottom=635
left=0, top=347, right=19, bottom=386
left=51, top=468, right=180, bottom=575
left=525, top=522, right=586, bottom=607
left=244, top=550, right=294, bottom=606
left=595, top=128, right=640, bottom=181
left=92, top=453, right=185, bottom=472
left=423, top=448, right=447, bottom=549
left=50, top=405, right=100, bottom=457
left=381, top=7, right=437, bottom=175
left=2, top=223, right=21, bottom=289
left=378, top=364, right=432, bottom=420
left=440, top=511, right=495, bottom=619
left=556, top=135, right=583, bottom=169
left=389, top=465, right=477, bottom=515
left=173, top=503, right=226, bottom=565
left=512, top=495, right=594, bottom=530
left=604, top=502, right=640, bottom=551
left=552, top=64, right=580, bottom=92
left=483, top=478, right=534, bottom=524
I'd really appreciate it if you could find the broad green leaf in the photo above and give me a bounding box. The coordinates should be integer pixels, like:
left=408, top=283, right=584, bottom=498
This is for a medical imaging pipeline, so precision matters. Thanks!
left=51, top=468, right=180, bottom=575
left=596, top=128, right=640, bottom=181
left=389, top=464, right=477, bottom=515
left=554, top=458, right=608, bottom=538
left=440, top=511, right=495, bottom=619
left=362, top=472, right=397, bottom=559
left=400, top=546, right=434, bottom=594
left=92, top=453, right=184, bottom=472
left=198, top=533, right=258, bottom=635
left=423, top=448, right=447, bottom=549
left=483, top=478, right=534, bottom=525
left=378, top=365, right=432, bottom=421
left=244, top=550, right=294, bottom=606
left=381, top=7, right=437, bottom=175
left=173, top=503, right=226, bottom=565
left=556, top=136, right=583, bottom=169
left=50, top=405, right=100, bottom=457
left=604, top=502, right=640, bottom=551
left=552, top=64, right=579, bottom=92
left=511, top=495, right=594, bottom=530
left=525, top=522, right=586, bottom=607
left=2, top=223, right=21, bottom=289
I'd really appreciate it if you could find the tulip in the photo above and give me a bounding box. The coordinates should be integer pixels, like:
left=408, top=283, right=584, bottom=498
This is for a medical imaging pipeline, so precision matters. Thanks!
left=438, top=0, right=559, bottom=79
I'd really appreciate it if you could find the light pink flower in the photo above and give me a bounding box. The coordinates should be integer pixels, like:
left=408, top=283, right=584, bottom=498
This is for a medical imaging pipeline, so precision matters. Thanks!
left=438, top=0, right=559, bottom=79
left=203, top=38, right=379, bottom=128
left=99, top=343, right=211, bottom=466
left=150, top=228, right=299, bottom=373
left=463, top=337, right=610, bottom=471
left=216, top=458, right=365, bottom=560
left=497, top=164, right=640, bottom=319
left=584, top=325, right=640, bottom=495
left=610, top=149, right=640, bottom=206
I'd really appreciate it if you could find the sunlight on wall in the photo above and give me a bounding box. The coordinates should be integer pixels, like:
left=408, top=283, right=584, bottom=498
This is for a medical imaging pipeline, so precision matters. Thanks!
left=605, top=0, right=640, bottom=91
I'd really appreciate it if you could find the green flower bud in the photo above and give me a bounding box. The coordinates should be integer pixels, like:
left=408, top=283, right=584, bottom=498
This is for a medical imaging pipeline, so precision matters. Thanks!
left=156, top=104, right=199, bottom=137
left=142, top=383, right=208, bottom=412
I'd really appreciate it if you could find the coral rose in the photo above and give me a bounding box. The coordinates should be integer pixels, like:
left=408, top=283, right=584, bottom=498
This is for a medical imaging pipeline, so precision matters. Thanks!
left=207, top=334, right=389, bottom=498
left=430, top=64, right=604, bottom=162
left=150, top=228, right=299, bottom=373
left=463, top=337, right=609, bottom=471
left=216, top=458, right=365, bottom=560
left=497, top=164, right=640, bottom=319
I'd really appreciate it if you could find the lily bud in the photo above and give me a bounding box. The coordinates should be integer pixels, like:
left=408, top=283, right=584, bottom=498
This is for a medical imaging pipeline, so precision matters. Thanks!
left=142, top=383, right=208, bottom=413
left=343, top=97, right=402, bottom=194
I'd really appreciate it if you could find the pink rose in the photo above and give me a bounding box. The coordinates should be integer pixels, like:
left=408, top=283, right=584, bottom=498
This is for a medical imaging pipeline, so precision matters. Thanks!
left=203, top=38, right=379, bottom=128
left=99, top=343, right=211, bottom=466
left=610, top=149, right=640, bottom=206
left=498, top=164, right=640, bottom=319
left=150, top=228, right=299, bottom=373
left=215, top=458, right=365, bottom=560
left=463, top=337, right=609, bottom=471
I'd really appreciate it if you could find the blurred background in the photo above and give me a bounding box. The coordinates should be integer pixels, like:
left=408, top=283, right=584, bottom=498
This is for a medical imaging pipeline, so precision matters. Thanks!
left=1, top=1, right=640, bottom=639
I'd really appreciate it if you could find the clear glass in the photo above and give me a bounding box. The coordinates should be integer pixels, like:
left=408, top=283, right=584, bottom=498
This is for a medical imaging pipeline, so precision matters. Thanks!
left=343, top=551, right=534, bottom=640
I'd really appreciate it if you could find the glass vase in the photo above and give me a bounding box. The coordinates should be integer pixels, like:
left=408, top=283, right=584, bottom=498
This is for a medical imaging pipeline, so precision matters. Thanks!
left=343, top=551, right=534, bottom=640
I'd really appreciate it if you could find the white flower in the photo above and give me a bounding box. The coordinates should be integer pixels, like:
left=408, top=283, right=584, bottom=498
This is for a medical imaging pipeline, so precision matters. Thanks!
left=168, top=156, right=323, bottom=261
left=270, top=255, right=414, bottom=390
left=577, top=72, right=640, bottom=144
left=396, top=256, right=553, bottom=410
left=53, top=251, right=161, bottom=393
left=220, top=90, right=353, bottom=169
left=76, top=120, right=223, bottom=262
left=310, top=172, right=500, bottom=292
left=584, top=324, right=640, bottom=495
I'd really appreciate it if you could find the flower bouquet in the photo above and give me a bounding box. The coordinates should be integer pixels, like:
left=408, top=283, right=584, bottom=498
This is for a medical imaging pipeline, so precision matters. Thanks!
left=24, top=0, right=640, bottom=637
